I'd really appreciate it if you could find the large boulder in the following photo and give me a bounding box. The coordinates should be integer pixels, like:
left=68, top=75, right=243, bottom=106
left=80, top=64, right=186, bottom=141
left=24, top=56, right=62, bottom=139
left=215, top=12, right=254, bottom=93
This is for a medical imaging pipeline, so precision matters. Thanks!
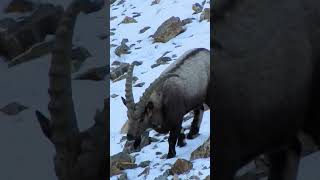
left=153, top=16, right=185, bottom=43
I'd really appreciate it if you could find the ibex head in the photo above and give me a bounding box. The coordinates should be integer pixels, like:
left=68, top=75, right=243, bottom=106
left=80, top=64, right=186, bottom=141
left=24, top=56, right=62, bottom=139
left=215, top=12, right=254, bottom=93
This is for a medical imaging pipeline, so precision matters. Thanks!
left=121, top=64, right=178, bottom=148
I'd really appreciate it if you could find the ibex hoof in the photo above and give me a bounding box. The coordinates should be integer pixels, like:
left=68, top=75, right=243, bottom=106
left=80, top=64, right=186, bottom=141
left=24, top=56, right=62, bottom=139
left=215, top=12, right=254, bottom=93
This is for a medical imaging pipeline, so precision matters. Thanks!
left=167, top=152, right=176, bottom=159
left=187, top=133, right=199, bottom=139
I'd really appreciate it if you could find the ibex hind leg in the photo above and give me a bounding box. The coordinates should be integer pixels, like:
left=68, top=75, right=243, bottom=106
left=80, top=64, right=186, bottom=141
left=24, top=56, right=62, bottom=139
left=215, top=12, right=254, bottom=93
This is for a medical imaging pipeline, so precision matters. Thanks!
left=187, top=105, right=204, bottom=139
left=177, top=127, right=186, bottom=147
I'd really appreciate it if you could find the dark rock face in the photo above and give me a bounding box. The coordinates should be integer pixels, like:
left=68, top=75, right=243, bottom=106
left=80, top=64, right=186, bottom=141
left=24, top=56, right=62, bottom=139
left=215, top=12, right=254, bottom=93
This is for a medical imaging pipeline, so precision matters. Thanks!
left=5, top=0, right=34, bottom=13
left=153, top=16, right=184, bottom=43
left=0, top=3, right=63, bottom=60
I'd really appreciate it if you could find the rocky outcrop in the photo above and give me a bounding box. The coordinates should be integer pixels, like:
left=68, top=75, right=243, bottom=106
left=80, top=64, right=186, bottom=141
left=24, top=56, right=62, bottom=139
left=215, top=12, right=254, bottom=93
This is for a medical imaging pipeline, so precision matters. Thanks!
left=153, top=16, right=185, bottom=43
left=190, top=137, right=210, bottom=160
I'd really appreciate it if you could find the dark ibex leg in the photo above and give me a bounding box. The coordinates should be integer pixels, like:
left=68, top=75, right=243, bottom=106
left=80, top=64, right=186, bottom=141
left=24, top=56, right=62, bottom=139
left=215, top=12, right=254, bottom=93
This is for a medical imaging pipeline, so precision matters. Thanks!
left=268, top=138, right=301, bottom=180
left=177, top=128, right=186, bottom=147
left=187, top=105, right=204, bottom=139
left=167, top=126, right=181, bottom=158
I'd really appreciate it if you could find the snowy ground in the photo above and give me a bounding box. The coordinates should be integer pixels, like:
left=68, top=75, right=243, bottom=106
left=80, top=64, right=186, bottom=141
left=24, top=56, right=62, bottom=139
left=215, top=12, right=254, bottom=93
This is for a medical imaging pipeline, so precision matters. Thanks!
left=110, top=0, right=210, bottom=179
left=0, top=1, right=107, bottom=180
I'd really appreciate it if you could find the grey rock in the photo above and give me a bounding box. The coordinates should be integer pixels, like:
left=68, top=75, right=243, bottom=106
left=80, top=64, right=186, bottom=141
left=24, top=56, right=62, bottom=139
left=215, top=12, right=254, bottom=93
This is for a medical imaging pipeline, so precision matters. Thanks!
left=74, top=66, right=108, bottom=81
left=111, top=94, right=119, bottom=98
left=0, top=102, right=28, bottom=115
left=139, top=26, right=151, bottom=34
left=200, top=8, right=210, bottom=22
left=190, top=137, right=210, bottom=160
left=121, top=16, right=137, bottom=24
left=110, top=62, right=130, bottom=81
left=182, top=18, right=193, bottom=25
left=115, top=39, right=131, bottom=56
left=139, top=160, right=151, bottom=168
left=153, top=16, right=184, bottom=43
left=192, top=3, right=203, bottom=14
left=132, top=60, right=143, bottom=66
left=134, top=82, right=145, bottom=87
left=171, top=159, right=193, bottom=175
left=151, top=0, right=161, bottom=6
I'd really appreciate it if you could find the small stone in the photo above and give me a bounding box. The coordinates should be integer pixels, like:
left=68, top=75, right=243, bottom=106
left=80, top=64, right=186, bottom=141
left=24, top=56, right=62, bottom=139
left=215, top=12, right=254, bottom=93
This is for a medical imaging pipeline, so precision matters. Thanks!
left=182, top=18, right=193, bottom=25
left=151, top=0, right=160, bottom=6
left=190, top=175, right=200, bottom=180
left=200, top=8, right=210, bottom=22
left=112, top=60, right=121, bottom=66
left=134, top=82, right=145, bottom=87
left=111, top=16, right=117, bottom=21
left=118, top=173, right=128, bottom=180
left=111, top=94, right=119, bottom=98
left=0, top=102, right=28, bottom=115
left=192, top=3, right=203, bottom=14
left=156, top=57, right=172, bottom=64
left=139, top=26, right=151, bottom=34
left=132, top=61, right=143, bottom=66
left=117, top=0, right=125, bottom=6
left=204, top=175, right=210, bottom=180
left=121, top=16, right=137, bottom=24
left=171, top=159, right=193, bottom=175
left=156, top=151, right=162, bottom=155
left=151, top=63, right=160, bottom=69
left=139, top=160, right=151, bottom=168
left=138, top=166, right=150, bottom=178
left=133, top=12, right=141, bottom=18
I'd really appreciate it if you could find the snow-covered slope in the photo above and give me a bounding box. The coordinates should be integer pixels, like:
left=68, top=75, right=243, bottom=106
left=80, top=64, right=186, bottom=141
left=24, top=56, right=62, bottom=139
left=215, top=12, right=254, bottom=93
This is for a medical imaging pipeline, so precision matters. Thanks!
left=110, top=0, right=210, bottom=179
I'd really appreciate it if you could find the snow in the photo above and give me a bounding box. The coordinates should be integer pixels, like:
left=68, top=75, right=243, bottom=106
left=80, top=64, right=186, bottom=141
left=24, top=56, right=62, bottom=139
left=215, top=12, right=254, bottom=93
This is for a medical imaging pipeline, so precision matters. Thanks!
left=0, top=2, right=107, bottom=180
left=110, top=0, right=210, bottom=179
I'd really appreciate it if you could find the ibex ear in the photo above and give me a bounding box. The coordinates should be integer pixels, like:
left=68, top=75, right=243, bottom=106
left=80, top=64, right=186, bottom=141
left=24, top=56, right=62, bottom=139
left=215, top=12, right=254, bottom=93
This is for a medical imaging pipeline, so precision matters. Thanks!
left=146, top=101, right=154, bottom=112
left=121, top=96, right=127, bottom=106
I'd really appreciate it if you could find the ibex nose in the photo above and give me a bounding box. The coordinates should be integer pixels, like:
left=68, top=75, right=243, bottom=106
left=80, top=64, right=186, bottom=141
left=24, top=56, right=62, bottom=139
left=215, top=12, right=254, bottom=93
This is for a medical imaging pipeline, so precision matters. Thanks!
left=127, top=134, right=135, bottom=141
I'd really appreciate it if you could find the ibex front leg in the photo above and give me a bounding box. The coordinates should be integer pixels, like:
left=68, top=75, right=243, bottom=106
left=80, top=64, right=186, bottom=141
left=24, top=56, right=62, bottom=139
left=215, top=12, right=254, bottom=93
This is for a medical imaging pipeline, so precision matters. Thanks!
left=187, top=105, right=204, bottom=139
left=167, top=125, right=182, bottom=159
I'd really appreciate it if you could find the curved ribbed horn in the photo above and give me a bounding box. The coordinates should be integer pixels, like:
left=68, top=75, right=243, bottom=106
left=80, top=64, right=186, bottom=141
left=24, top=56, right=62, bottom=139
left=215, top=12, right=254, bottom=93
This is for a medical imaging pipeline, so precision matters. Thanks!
left=134, top=73, right=179, bottom=117
left=125, top=64, right=135, bottom=115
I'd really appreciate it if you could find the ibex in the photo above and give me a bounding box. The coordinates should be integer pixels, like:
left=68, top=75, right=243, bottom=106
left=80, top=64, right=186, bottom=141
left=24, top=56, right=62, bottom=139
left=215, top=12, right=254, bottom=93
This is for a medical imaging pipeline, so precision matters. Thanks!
left=213, top=0, right=320, bottom=179
left=34, top=0, right=107, bottom=180
left=122, top=48, right=210, bottom=158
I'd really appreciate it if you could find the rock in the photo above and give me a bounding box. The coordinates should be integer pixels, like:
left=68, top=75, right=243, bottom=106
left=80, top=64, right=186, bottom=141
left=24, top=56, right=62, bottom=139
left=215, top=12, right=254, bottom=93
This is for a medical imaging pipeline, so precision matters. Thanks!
left=0, top=3, right=63, bottom=60
left=117, top=0, right=125, bottom=6
left=71, top=46, right=92, bottom=73
left=74, top=66, right=108, bottom=81
left=132, top=60, right=143, bottom=66
left=110, top=166, right=122, bottom=177
left=192, top=3, right=203, bottom=14
left=121, top=16, right=137, bottom=24
left=153, top=16, right=184, bottom=43
left=138, top=166, right=150, bottom=178
left=123, top=131, right=150, bottom=153
left=151, top=0, right=161, bottom=6
left=182, top=18, right=193, bottom=25
left=129, top=44, right=135, bottom=48
left=139, top=160, right=151, bottom=168
left=151, top=63, right=161, bottom=69
left=118, top=173, right=128, bottom=180
left=134, top=82, right=145, bottom=87
left=190, top=175, right=200, bottom=180
left=139, top=26, right=151, bottom=34
left=120, top=120, right=129, bottom=134
left=0, top=102, right=28, bottom=115
left=155, top=169, right=171, bottom=180
left=110, top=32, right=115, bottom=36
left=116, top=162, right=137, bottom=170
left=156, top=56, right=172, bottom=64
left=8, top=36, right=55, bottom=67
left=112, top=60, right=121, bottom=66
left=110, top=62, right=130, bottom=81
left=132, top=76, right=139, bottom=84
left=115, top=39, right=131, bottom=56
left=111, top=94, right=119, bottom=98
left=190, top=138, right=210, bottom=160
left=156, top=152, right=162, bottom=155
left=110, top=0, right=116, bottom=4
left=132, top=12, right=141, bottom=18
left=200, top=8, right=210, bottom=22
left=5, top=0, right=34, bottom=13
left=172, top=54, right=177, bottom=58
left=110, top=16, right=117, bottom=21
left=204, top=175, right=210, bottom=180
left=110, top=152, right=136, bottom=175
left=171, top=159, right=193, bottom=175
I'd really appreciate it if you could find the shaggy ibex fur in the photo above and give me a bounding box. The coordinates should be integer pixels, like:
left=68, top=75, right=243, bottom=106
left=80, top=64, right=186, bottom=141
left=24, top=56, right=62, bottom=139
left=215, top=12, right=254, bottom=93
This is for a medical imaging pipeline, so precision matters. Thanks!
left=35, top=1, right=107, bottom=180
left=122, top=48, right=210, bottom=158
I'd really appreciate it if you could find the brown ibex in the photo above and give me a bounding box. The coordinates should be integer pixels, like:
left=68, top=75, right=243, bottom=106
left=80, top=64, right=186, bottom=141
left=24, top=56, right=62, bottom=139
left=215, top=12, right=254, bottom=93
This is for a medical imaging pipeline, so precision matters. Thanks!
left=122, top=48, right=210, bottom=158
left=34, top=0, right=107, bottom=180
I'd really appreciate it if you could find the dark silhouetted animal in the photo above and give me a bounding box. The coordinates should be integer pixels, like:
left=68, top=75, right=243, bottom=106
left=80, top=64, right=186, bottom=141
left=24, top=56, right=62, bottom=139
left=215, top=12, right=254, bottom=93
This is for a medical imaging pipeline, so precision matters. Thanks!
left=212, top=0, right=320, bottom=179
